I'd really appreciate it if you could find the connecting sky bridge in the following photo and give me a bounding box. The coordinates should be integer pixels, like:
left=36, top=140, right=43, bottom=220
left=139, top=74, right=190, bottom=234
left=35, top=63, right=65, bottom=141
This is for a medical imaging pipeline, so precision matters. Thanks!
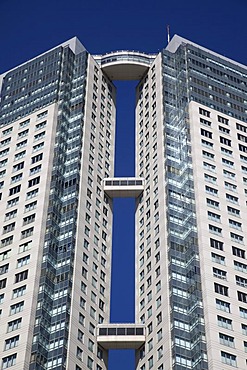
left=97, top=324, right=146, bottom=350
left=94, top=51, right=156, bottom=80
left=103, top=177, right=144, bottom=198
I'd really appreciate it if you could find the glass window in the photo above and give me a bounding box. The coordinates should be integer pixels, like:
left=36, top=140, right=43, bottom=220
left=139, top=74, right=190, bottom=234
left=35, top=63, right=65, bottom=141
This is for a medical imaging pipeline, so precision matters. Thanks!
left=2, top=354, right=17, bottom=368
left=216, top=298, right=230, bottom=312
left=0, top=263, right=9, bottom=275
left=214, top=283, right=228, bottom=296
left=236, top=276, right=247, bottom=288
left=12, top=285, right=26, bottom=299
left=221, top=351, right=237, bottom=366
left=15, top=270, right=28, bottom=283
left=219, top=333, right=234, bottom=347
left=10, top=301, right=24, bottom=315
left=240, top=307, right=247, bottom=318
left=4, top=335, right=19, bottom=350
left=7, top=318, right=21, bottom=332
left=217, top=315, right=232, bottom=330
left=213, top=267, right=227, bottom=280
left=210, top=238, right=223, bottom=250
left=242, top=324, right=247, bottom=335
left=17, top=255, right=30, bottom=268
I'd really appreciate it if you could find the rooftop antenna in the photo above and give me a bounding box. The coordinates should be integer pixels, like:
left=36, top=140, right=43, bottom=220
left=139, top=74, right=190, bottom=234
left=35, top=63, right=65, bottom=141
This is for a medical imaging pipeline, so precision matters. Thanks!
left=167, top=25, right=170, bottom=44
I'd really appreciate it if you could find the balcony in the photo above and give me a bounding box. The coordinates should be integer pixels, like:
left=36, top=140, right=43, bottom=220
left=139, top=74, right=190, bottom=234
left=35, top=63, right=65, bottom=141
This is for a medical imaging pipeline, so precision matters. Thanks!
left=97, top=323, right=146, bottom=349
left=103, top=177, right=144, bottom=198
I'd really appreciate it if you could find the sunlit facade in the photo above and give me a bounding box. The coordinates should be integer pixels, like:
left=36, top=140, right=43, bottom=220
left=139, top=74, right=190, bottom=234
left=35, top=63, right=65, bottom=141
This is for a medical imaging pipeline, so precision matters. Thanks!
left=0, top=35, right=247, bottom=370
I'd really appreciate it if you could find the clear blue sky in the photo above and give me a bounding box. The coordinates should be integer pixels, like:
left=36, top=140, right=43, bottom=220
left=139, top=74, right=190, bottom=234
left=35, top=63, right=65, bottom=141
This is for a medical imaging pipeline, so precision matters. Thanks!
left=0, top=0, right=247, bottom=368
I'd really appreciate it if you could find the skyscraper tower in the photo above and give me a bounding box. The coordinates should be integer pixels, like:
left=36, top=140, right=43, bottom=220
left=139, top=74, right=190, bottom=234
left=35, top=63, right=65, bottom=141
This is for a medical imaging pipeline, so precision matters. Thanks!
left=0, top=35, right=247, bottom=370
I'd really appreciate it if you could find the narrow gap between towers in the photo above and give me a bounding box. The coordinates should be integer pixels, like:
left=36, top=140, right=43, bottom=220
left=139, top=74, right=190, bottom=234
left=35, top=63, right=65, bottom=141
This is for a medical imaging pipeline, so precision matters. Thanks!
left=108, top=80, right=137, bottom=370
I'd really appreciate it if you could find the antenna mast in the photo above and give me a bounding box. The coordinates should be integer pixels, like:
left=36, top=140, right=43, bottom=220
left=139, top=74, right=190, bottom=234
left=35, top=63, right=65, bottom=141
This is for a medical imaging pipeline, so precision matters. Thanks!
left=167, top=25, right=170, bottom=44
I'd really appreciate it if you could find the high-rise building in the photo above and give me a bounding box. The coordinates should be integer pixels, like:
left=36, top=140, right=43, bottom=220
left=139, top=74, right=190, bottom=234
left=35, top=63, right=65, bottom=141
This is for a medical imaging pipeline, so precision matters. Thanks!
left=0, top=34, right=247, bottom=370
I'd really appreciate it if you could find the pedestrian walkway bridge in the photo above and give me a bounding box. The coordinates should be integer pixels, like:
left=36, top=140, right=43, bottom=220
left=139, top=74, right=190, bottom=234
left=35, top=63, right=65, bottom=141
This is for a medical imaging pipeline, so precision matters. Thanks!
left=97, top=323, right=146, bottom=349
left=94, top=51, right=156, bottom=80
